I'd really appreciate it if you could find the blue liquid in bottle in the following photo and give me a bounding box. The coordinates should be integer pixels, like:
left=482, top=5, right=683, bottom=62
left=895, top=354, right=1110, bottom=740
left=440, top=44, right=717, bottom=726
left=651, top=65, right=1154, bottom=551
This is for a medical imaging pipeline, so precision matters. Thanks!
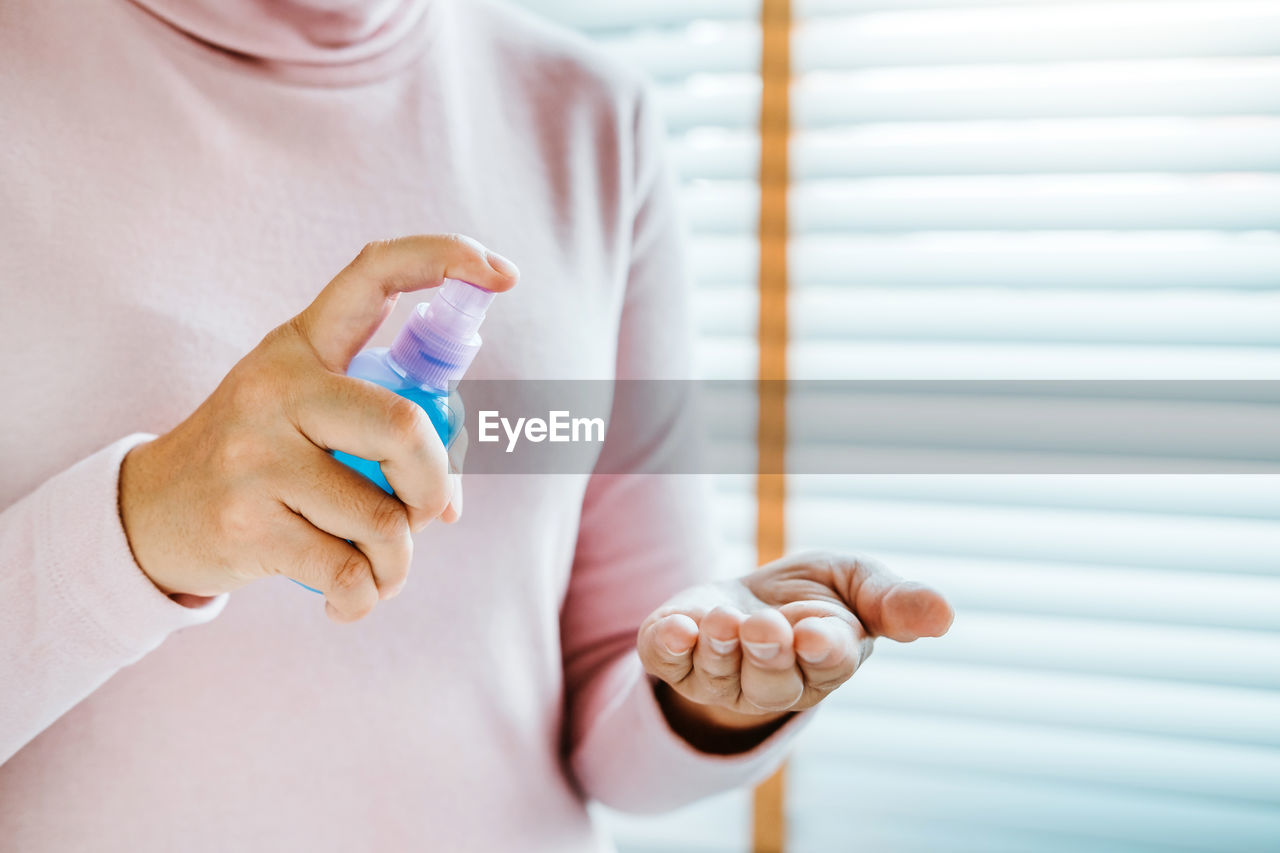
left=330, top=349, right=462, bottom=495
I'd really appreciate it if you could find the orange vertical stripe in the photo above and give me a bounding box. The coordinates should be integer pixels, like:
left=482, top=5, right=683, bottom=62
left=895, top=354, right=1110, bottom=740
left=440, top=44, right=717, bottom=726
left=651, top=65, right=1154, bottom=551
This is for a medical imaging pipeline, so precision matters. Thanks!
left=753, top=0, right=791, bottom=852
left=752, top=764, right=787, bottom=853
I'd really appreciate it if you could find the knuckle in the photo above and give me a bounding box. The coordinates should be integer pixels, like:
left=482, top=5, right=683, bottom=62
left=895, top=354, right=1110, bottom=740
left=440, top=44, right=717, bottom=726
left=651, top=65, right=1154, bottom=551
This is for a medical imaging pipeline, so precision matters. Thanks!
left=267, top=318, right=303, bottom=350
left=659, top=642, right=689, bottom=663
left=277, top=317, right=318, bottom=361
left=792, top=549, right=854, bottom=589
left=367, top=495, right=409, bottom=543
left=355, top=240, right=389, bottom=267
left=442, top=233, right=488, bottom=263
left=702, top=672, right=740, bottom=698
left=639, top=650, right=668, bottom=679
left=214, top=497, right=260, bottom=541
left=385, top=396, right=431, bottom=446
left=329, top=551, right=372, bottom=595
left=379, top=559, right=411, bottom=591
left=640, top=639, right=679, bottom=675
left=418, top=484, right=452, bottom=522
left=807, top=674, right=850, bottom=695
left=442, top=232, right=471, bottom=251
left=747, top=684, right=804, bottom=712
left=345, top=596, right=373, bottom=617
left=798, top=549, right=842, bottom=573
left=342, top=595, right=377, bottom=622
left=214, top=433, right=270, bottom=476
left=222, top=364, right=287, bottom=420
left=224, top=371, right=265, bottom=411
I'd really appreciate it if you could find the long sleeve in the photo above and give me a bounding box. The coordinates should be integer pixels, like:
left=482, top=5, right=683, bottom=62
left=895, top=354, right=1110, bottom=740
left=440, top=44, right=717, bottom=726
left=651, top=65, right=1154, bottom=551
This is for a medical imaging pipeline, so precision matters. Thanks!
left=0, top=434, right=225, bottom=765
left=561, top=86, right=809, bottom=814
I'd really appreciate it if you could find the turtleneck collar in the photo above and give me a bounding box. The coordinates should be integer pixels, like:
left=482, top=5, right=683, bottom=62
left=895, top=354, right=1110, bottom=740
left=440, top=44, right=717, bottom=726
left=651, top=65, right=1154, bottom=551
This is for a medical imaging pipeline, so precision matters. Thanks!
left=127, top=0, right=434, bottom=84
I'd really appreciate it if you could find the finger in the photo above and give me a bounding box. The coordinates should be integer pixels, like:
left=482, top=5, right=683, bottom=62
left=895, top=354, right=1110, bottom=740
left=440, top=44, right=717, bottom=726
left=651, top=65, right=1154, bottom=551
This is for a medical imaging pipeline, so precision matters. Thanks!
left=793, top=615, right=866, bottom=699
left=274, top=445, right=413, bottom=600
left=637, top=614, right=699, bottom=686
left=777, top=598, right=858, bottom=627
left=447, top=422, right=469, bottom=472
left=267, top=509, right=380, bottom=623
left=439, top=474, right=463, bottom=524
left=738, top=609, right=804, bottom=713
left=440, top=424, right=468, bottom=524
left=690, top=606, right=746, bottom=703
left=833, top=556, right=955, bottom=642
left=295, top=234, right=519, bottom=372
left=294, top=372, right=451, bottom=531
left=446, top=392, right=468, bottom=454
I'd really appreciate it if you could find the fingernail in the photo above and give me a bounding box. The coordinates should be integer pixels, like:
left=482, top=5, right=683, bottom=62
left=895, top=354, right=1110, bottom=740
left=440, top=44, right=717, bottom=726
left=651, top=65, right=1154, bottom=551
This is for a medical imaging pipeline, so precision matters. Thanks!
left=708, top=637, right=739, bottom=655
left=485, top=250, right=519, bottom=278
left=743, top=641, right=779, bottom=661
left=381, top=581, right=405, bottom=601
left=797, top=646, right=829, bottom=664
left=663, top=641, right=691, bottom=656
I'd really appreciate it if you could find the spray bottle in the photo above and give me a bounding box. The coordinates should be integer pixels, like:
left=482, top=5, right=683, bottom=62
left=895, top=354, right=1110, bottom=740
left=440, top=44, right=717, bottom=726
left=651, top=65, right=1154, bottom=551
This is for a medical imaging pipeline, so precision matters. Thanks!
left=296, top=278, right=495, bottom=592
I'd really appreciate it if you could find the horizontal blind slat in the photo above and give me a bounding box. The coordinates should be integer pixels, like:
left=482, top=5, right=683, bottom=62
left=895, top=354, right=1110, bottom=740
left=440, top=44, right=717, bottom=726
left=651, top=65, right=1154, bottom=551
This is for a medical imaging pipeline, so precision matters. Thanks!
left=786, top=497, right=1280, bottom=573
left=792, top=289, right=1280, bottom=344
left=793, top=174, right=1280, bottom=232
left=523, top=0, right=1260, bottom=32
left=850, top=551, right=1280, bottom=630
left=800, top=708, right=1280, bottom=803
left=691, top=230, right=1280, bottom=290
left=683, top=176, right=1280, bottom=232
left=787, top=231, right=1280, bottom=290
left=787, top=760, right=1280, bottom=851
left=795, top=59, right=1280, bottom=126
left=799, top=0, right=1246, bottom=12
left=868, top=611, right=1280, bottom=689
left=796, top=2, right=1280, bottom=72
left=783, top=395, right=1280, bottom=463
left=513, top=0, right=756, bottom=32
left=786, top=474, right=1280, bottom=519
left=790, top=341, right=1280, bottom=378
left=792, top=818, right=1169, bottom=853
left=657, top=59, right=1280, bottom=133
left=524, top=0, right=1178, bottom=31
left=795, top=117, right=1280, bottom=177
left=826, top=659, right=1280, bottom=747
left=674, top=118, right=1280, bottom=180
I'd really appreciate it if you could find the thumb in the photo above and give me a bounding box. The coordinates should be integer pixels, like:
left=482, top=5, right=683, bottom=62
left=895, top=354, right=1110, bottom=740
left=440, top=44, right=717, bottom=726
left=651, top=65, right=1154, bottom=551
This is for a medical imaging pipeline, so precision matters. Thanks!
left=294, top=234, right=519, bottom=372
left=835, top=556, right=954, bottom=642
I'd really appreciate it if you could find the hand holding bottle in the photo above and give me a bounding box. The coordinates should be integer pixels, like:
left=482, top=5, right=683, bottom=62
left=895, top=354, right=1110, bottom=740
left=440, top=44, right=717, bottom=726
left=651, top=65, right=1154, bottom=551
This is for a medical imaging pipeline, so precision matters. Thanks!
left=118, top=235, right=519, bottom=622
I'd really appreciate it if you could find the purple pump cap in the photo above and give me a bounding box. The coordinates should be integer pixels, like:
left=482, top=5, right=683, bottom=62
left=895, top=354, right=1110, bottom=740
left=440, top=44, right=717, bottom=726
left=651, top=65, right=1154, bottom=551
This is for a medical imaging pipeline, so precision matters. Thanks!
left=388, top=279, right=497, bottom=390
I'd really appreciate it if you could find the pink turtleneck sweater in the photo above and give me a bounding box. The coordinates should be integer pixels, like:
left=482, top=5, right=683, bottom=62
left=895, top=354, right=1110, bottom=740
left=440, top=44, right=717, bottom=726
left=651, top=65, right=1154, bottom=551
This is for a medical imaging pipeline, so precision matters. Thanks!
left=0, top=1, right=802, bottom=849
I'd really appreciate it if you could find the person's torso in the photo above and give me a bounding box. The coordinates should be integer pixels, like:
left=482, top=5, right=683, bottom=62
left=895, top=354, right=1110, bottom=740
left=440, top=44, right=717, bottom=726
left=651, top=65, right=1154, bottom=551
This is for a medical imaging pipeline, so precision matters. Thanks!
left=0, top=1, right=642, bottom=849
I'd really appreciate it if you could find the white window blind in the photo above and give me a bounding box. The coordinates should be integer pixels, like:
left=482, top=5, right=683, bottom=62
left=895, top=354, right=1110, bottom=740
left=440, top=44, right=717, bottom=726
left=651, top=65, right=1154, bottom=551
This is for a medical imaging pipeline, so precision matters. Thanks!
left=515, top=2, right=1280, bottom=851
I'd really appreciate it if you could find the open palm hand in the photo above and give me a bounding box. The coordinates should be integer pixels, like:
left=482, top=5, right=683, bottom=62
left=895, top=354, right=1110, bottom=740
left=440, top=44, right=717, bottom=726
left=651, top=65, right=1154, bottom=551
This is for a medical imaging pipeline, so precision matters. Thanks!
left=638, top=551, right=954, bottom=720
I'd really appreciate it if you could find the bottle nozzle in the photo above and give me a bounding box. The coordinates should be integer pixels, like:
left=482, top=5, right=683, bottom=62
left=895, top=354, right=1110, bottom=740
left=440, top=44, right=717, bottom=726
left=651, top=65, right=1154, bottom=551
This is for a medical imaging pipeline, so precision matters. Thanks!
left=438, top=277, right=496, bottom=320
left=388, top=279, right=497, bottom=390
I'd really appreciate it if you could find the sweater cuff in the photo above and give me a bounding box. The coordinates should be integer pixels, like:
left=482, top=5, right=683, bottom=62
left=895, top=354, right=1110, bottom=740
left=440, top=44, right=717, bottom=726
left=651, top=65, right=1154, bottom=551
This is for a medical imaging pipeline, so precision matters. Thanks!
left=37, top=433, right=226, bottom=661
left=573, top=652, right=812, bottom=813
